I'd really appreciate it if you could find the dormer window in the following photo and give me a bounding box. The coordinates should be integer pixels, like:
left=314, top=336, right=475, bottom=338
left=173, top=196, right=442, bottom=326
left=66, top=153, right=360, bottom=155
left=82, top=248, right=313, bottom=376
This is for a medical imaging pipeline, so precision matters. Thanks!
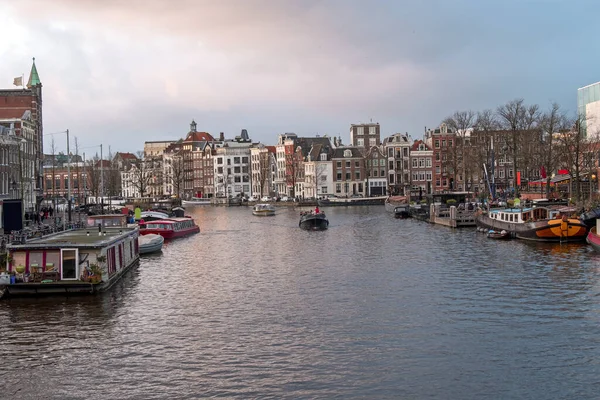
left=320, top=153, right=327, bottom=161
left=344, top=149, right=352, bottom=157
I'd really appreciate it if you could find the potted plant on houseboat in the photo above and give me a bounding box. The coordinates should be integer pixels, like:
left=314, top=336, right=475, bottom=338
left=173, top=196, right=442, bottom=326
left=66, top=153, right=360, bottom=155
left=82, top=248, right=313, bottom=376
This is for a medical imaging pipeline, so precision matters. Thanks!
left=89, top=263, right=103, bottom=284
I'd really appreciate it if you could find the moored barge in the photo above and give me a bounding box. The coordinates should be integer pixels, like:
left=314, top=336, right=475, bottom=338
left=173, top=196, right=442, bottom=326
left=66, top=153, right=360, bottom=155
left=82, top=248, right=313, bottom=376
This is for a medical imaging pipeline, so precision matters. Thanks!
left=1, top=227, right=139, bottom=298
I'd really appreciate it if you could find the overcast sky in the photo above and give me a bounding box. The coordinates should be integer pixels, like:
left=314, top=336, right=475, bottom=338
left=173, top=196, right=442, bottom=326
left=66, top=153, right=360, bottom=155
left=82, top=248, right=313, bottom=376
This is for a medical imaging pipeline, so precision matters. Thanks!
left=1, top=0, right=599, bottom=155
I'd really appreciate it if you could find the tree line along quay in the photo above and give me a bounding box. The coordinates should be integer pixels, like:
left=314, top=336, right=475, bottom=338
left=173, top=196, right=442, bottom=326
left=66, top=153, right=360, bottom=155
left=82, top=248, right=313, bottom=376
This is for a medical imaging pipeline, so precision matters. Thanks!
left=1, top=60, right=599, bottom=231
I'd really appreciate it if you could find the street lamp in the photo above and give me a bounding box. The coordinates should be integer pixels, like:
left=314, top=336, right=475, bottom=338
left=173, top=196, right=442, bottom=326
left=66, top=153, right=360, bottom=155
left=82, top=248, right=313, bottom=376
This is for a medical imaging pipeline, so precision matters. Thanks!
left=11, top=179, right=17, bottom=197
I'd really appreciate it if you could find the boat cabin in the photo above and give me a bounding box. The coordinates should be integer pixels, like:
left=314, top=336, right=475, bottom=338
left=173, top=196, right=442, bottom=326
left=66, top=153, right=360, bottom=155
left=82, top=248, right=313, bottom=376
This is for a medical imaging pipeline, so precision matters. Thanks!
left=87, top=214, right=128, bottom=228
left=488, top=206, right=570, bottom=223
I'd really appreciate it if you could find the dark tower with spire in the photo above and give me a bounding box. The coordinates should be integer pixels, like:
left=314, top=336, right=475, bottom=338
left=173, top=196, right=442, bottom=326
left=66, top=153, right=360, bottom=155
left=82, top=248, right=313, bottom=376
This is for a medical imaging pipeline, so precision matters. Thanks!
left=190, top=120, right=197, bottom=133
left=0, top=57, right=44, bottom=212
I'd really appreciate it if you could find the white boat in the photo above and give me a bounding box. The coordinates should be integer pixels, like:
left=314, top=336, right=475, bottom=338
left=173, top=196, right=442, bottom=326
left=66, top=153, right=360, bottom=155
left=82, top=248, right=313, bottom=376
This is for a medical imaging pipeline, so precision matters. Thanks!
left=139, top=211, right=170, bottom=221
left=138, top=233, right=164, bottom=254
left=182, top=197, right=211, bottom=206
left=252, top=203, right=276, bottom=216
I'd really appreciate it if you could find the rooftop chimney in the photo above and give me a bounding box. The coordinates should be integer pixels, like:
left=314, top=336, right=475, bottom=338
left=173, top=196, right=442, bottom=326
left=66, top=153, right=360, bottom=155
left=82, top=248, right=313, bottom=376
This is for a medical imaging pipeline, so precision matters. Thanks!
left=219, top=132, right=224, bottom=141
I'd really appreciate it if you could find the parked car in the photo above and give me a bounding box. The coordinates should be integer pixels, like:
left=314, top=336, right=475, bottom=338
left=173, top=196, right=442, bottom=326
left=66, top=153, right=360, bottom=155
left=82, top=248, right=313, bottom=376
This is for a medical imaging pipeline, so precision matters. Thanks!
left=261, top=196, right=272, bottom=202
left=249, top=196, right=259, bottom=202
left=281, top=196, right=290, bottom=202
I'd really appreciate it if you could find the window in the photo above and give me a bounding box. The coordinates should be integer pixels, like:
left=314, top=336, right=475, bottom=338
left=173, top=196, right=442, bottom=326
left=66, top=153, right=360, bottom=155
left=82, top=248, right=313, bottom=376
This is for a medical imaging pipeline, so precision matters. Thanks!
left=344, top=150, right=352, bottom=158
left=390, top=174, right=395, bottom=183
left=322, top=186, right=327, bottom=194
left=320, top=153, right=327, bottom=161
left=380, top=170, right=385, bottom=176
left=227, top=159, right=231, bottom=165
left=426, top=159, right=432, bottom=167
left=389, top=161, right=394, bottom=170
left=373, top=170, right=378, bottom=177
left=435, top=153, right=440, bottom=161
left=242, top=166, right=248, bottom=173
left=435, top=166, right=440, bottom=173
left=336, top=183, right=341, bottom=193
left=346, top=161, right=351, bottom=168
left=234, top=157, right=240, bottom=164
left=449, top=140, right=453, bottom=147
left=242, top=176, right=249, bottom=182
left=419, top=158, right=425, bottom=167
left=217, top=158, right=223, bottom=164
left=217, top=167, right=223, bottom=173
left=412, top=159, right=418, bottom=168
left=345, top=172, right=351, bottom=180
left=369, top=126, right=376, bottom=134
left=355, top=161, right=360, bottom=168
left=403, top=147, right=408, bottom=157
left=436, top=179, right=441, bottom=187
left=412, top=173, right=418, bottom=181
left=357, top=138, right=364, bottom=146
left=388, top=148, right=393, bottom=157
left=435, top=140, right=440, bottom=148
left=336, top=161, right=342, bottom=168
left=369, top=138, right=376, bottom=146
left=442, top=140, right=446, bottom=147
left=355, top=171, right=360, bottom=180
left=242, top=157, right=248, bottom=163
left=426, top=172, right=432, bottom=181
left=46, top=178, right=52, bottom=190
left=357, top=127, right=364, bottom=135
left=337, top=172, right=342, bottom=180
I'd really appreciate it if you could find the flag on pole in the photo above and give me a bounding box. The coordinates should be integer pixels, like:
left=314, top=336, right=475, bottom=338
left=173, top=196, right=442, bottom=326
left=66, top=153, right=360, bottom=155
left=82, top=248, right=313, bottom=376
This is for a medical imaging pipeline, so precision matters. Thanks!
left=540, top=166, right=547, bottom=179
left=13, top=76, right=23, bottom=86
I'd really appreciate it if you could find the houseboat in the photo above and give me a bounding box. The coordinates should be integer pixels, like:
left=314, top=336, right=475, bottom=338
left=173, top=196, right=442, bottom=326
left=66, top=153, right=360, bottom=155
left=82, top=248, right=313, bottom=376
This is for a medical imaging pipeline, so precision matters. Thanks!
left=0, top=227, right=139, bottom=298
left=475, top=206, right=588, bottom=242
left=138, top=217, right=200, bottom=239
left=252, top=204, right=276, bottom=216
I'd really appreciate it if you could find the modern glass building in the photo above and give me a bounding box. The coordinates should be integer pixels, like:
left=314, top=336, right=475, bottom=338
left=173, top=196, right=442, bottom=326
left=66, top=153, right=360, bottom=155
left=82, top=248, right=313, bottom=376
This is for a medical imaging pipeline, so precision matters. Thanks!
left=578, top=81, right=600, bottom=137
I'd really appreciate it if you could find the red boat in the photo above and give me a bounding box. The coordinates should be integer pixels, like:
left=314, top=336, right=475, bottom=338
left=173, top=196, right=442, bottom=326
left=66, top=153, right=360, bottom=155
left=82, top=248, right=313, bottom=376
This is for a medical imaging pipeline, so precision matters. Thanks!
left=586, top=226, right=600, bottom=252
left=138, top=218, right=200, bottom=239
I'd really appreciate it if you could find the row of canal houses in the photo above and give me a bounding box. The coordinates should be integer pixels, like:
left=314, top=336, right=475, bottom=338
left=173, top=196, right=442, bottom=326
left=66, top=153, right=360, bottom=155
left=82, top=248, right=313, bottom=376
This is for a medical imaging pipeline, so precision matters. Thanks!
left=40, top=120, right=480, bottom=202
left=125, top=120, right=477, bottom=200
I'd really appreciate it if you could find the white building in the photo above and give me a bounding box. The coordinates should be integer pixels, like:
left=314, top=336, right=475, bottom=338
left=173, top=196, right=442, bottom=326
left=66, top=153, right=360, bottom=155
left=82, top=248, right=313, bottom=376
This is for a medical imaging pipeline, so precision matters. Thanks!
left=382, top=133, right=412, bottom=196
left=303, top=143, right=333, bottom=198
left=214, top=142, right=252, bottom=198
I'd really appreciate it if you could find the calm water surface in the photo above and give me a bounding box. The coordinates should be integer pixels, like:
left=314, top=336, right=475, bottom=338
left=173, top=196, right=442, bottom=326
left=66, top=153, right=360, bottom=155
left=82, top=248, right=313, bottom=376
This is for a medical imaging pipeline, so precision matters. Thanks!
left=2, top=206, right=600, bottom=399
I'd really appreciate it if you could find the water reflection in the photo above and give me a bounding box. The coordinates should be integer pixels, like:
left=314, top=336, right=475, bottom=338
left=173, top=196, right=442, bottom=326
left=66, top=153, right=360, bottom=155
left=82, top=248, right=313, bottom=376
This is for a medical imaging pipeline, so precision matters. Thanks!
left=2, top=206, right=600, bottom=399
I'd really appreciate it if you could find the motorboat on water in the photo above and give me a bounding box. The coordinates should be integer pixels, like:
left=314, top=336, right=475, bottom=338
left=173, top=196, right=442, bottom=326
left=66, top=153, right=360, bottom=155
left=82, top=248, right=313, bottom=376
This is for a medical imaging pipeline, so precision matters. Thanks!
left=138, top=233, right=164, bottom=254
left=393, top=205, right=410, bottom=219
left=182, top=197, right=211, bottom=206
left=486, top=229, right=511, bottom=240
left=252, top=203, right=276, bottom=216
left=299, top=211, right=329, bottom=231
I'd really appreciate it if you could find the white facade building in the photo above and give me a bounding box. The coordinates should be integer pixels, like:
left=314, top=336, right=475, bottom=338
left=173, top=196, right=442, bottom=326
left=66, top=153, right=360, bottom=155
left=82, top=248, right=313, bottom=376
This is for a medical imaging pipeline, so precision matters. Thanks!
left=214, top=142, right=252, bottom=198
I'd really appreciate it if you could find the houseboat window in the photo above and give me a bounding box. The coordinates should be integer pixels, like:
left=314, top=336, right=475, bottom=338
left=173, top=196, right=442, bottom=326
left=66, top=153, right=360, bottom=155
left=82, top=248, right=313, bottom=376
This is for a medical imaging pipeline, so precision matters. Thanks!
left=510, top=214, right=513, bottom=222
left=61, top=249, right=78, bottom=280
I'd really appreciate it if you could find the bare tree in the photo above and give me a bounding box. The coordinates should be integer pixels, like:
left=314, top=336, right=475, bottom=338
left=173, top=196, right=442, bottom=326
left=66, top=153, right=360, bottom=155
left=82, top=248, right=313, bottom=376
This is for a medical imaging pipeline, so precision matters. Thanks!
left=87, top=154, right=101, bottom=203
left=497, top=99, right=540, bottom=195
left=131, top=151, right=152, bottom=198
left=444, top=110, right=475, bottom=191
left=285, top=148, right=303, bottom=198
left=537, top=103, right=568, bottom=198
left=171, top=153, right=184, bottom=198
left=257, top=150, right=271, bottom=197
left=106, top=149, right=121, bottom=207
left=473, top=110, right=499, bottom=198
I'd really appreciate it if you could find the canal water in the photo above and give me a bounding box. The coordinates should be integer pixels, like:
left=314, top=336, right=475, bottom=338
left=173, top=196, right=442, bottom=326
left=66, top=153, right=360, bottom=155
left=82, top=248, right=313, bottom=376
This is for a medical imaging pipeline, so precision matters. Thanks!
left=2, top=206, right=600, bottom=399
